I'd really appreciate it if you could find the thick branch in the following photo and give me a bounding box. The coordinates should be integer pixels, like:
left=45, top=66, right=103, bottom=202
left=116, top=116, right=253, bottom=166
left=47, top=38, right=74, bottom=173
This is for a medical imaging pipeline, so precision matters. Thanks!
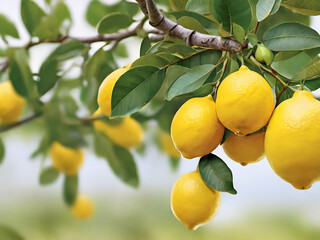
left=138, top=0, right=244, bottom=53
left=136, top=0, right=148, bottom=14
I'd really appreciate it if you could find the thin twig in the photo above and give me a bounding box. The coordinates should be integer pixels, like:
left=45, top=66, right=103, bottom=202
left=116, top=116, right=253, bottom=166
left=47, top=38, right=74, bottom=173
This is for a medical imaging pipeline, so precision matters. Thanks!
left=0, top=113, right=42, bottom=134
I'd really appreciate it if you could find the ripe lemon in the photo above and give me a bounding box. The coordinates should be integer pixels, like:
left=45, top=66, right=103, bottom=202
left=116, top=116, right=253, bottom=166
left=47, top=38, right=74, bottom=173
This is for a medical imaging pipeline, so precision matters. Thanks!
left=159, top=131, right=180, bottom=158
left=97, top=64, right=131, bottom=116
left=216, top=65, right=274, bottom=135
left=223, top=132, right=265, bottom=166
left=171, top=95, right=225, bottom=159
left=93, top=109, right=143, bottom=149
left=50, top=142, right=84, bottom=176
left=265, top=91, right=320, bottom=190
left=71, top=194, right=95, bottom=219
left=171, top=170, right=221, bottom=230
left=0, top=81, right=25, bottom=124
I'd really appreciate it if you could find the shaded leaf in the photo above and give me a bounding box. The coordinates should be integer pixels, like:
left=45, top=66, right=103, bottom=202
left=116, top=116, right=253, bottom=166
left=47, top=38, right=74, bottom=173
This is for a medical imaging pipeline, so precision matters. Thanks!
left=98, top=13, right=133, bottom=34
left=140, top=37, right=152, bottom=57
left=0, top=224, right=24, bottom=240
left=169, top=157, right=180, bottom=171
left=63, top=175, right=78, bottom=206
left=232, top=23, right=245, bottom=42
left=256, top=0, right=276, bottom=21
left=281, top=0, right=320, bottom=16
left=221, top=129, right=233, bottom=144
left=0, top=139, right=4, bottom=164
left=39, top=166, right=60, bottom=185
left=0, top=14, right=19, bottom=39
left=21, top=0, right=46, bottom=35
left=177, top=16, right=208, bottom=34
left=131, top=55, right=169, bottom=68
left=185, top=0, right=209, bottom=14
left=168, top=0, right=188, bottom=10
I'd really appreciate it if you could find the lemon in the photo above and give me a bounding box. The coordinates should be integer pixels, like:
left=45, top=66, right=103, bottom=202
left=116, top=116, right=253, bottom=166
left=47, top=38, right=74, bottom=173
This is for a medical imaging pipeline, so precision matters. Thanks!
left=71, top=194, right=95, bottom=219
left=255, top=44, right=273, bottom=66
left=171, top=170, right=221, bottom=230
left=223, top=132, right=265, bottom=166
left=97, top=64, right=131, bottom=116
left=0, top=81, right=25, bottom=124
left=159, top=131, right=180, bottom=158
left=265, top=90, right=320, bottom=190
left=93, top=109, right=143, bottom=149
left=216, top=65, right=274, bottom=136
left=171, top=95, right=225, bottom=159
left=50, top=142, right=84, bottom=176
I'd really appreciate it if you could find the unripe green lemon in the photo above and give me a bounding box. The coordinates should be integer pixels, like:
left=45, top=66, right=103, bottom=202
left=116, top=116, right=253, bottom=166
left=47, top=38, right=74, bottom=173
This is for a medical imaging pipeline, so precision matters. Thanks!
left=255, top=44, right=273, bottom=66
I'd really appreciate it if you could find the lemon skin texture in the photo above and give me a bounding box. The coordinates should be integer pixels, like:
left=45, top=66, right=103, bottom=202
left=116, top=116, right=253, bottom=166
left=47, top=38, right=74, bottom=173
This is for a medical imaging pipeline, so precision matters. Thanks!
left=216, top=65, right=274, bottom=136
left=71, top=195, right=95, bottom=220
left=93, top=109, right=144, bottom=149
left=171, top=171, right=221, bottom=230
left=0, top=81, right=25, bottom=124
left=171, top=95, right=225, bottom=159
left=223, top=132, right=265, bottom=166
left=159, top=131, right=180, bottom=158
left=50, top=142, right=84, bottom=176
left=265, top=91, right=320, bottom=190
left=97, top=64, right=131, bottom=116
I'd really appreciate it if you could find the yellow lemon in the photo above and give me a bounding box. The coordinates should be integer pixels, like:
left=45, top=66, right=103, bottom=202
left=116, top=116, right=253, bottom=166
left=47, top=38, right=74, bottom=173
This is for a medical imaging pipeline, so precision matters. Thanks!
left=97, top=64, right=131, bottom=116
left=171, top=170, right=221, bottom=230
left=0, top=81, right=25, bottom=124
left=50, top=142, right=84, bottom=176
left=223, top=132, right=265, bottom=166
left=71, top=194, right=95, bottom=219
left=93, top=109, right=143, bottom=149
left=159, top=131, right=180, bottom=158
left=216, top=65, right=274, bottom=135
left=171, top=95, right=225, bottom=159
left=265, top=91, right=320, bottom=190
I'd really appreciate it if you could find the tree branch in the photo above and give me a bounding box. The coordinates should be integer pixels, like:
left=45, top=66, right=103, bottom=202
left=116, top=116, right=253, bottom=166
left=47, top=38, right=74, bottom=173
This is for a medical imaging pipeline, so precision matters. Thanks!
left=137, top=0, right=244, bottom=53
left=0, top=113, right=42, bottom=134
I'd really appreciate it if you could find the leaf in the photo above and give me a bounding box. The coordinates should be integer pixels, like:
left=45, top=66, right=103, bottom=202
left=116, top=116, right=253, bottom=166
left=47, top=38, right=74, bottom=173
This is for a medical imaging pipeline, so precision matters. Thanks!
left=262, top=23, right=320, bottom=51
left=271, top=51, right=312, bottom=80
left=168, top=0, right=188, bottom=10
left=247, top=33, right=258, bottom=46
left=294, top=56, right=320, bottom=80
left=166, top=44, right=196, bottom=57
left=178, top=49, right=222, bottom=68
left=264, top=72, right=277, bottom=89
left=0, top=14, right=19, bottom=39
left=281, top=0, right=320, bottom=16
left=63, top=175, right=78, bottom=206
left=94, top=132, right=139, bottom=187
left=0, top=139, right=4, bottom=164
left=209, top=0, right=252, bottom=33
left=177, top=16, right=208, bottom=34
left=170, top=157, right=180, bottom=171
left=270, top=0, right=281, bottom=15
left=98, top=13, right=133, bottom=34
left=304, top=77, right=320, bottom=91
left=221, top=129, right=233, bottom=144
left=0, top=225, right=24, bottom=240
left=131, top=55, right=169, bottom=68
left=111, top=67, right=166, bottom=117
left=256, top=0, right=276, bottom=22
left=185, top=0, right=209, bottom=14
left=114, top=43, right=128, bottom=58
left=199, top=153, right=237, bottom=194
left=140, top=37, right=151, bottom=57
left=39, top=166, right=60, bottom=185
left=232, top=23, right=245, bottom=42
left=21, top=0, right=46, bottom=35
left=166, top=64, right=214, bottom=100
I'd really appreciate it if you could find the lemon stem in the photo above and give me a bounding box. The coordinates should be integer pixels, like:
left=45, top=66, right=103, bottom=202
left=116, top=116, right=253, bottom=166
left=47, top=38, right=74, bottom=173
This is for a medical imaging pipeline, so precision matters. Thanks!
left=249, top=56, right=296, bottom=92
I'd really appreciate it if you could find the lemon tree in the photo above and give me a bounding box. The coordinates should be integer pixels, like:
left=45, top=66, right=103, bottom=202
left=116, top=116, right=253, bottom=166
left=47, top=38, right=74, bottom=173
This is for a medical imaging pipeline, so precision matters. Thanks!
left=0, top=0, right=320, bottom=235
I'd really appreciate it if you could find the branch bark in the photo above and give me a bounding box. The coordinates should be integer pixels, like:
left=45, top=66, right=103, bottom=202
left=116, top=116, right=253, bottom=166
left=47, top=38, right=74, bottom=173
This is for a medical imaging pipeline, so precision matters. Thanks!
left=0, top=114, right=42, bottom=134
left=137, top=0, right=244, bottom=53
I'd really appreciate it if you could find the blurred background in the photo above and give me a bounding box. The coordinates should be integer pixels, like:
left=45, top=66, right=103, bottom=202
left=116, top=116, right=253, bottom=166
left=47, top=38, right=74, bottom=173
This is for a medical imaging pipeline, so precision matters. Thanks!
left=0, top=0, right=320, bottom=239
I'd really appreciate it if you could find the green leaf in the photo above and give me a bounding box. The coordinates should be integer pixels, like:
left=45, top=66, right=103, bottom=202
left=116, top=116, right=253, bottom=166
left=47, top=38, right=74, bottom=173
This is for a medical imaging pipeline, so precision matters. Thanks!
left=169, top=157, right=180, bottom=171
left=179, top=49, right=222, bottom=68
left=0, top=225, right=24, bottom=240
left=166, top=64, right=214, bottom=100
left=177, top=16, right=208, bottom=34
left=63, top=175, right=78, bottom=206
left=199, top=153, right=237, bottom=194
left=0, top=14, right=19, bottom=39
left=39, top=166, right=60, bottom=185
left=232, top=23, right=245, bottom=42
left=270, top=0, right=282, bottom=15
left=294, top=56, right=320, bottom=80
left=304, top=77, right=320, bottom=91
left=209, top=0, right=252, bottom=33
left=185, top=0, right=209, bottom=14
left=166, top=44, right=196, bottom=57
left=98, top=13, right=133, bottom=34
left=281, top=0, right=320, bottom=16
left=262, top=23, right=320, bottom=51
left=0, top=139, right=4, bottom=164
left=256, top=0, right=276, bottom=21
left=264, top=72, right=277, bottom=89
left=49, top=40, right=87, bottom=61
left=271, top=51, right=313, bottom=80
left=168, top=0, right=188, bottom=10
left=114, top=43, right=128, bottom=58
left=21, top=0, right=45, bottom=35
left=111, top=67, right=166, bottom=117
left=131, top=55, right=169, bottom=68
left=94, top=132, right=139, bottom=187
left=140, top=37, right=152, bottom=57
left=221, top=129, right=232, bottom=144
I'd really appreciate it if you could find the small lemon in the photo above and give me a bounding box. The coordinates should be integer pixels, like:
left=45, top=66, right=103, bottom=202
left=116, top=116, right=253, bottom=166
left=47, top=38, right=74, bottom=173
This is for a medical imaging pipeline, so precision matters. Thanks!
left=93, top=109, right=143, bottom=149
left=255, top=44, right=273, bottom=66
left=71, top=194, right=95, bottom=219
left=50, top=142, right=84, bottom=176
left=223, top=132, right=265, bottom=166
left=0, top=81, right=25, bottom=124
left=171, top=170, right=221, bottom=230
left=159, top=131, right=180, bottom=158
left=216, top=65, right=274, bottom=135
left=97, top=64, right=131, bottom=116
left=265, top=91, right=320, bottom=190
left=171, top=95, right=225, bottom=159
